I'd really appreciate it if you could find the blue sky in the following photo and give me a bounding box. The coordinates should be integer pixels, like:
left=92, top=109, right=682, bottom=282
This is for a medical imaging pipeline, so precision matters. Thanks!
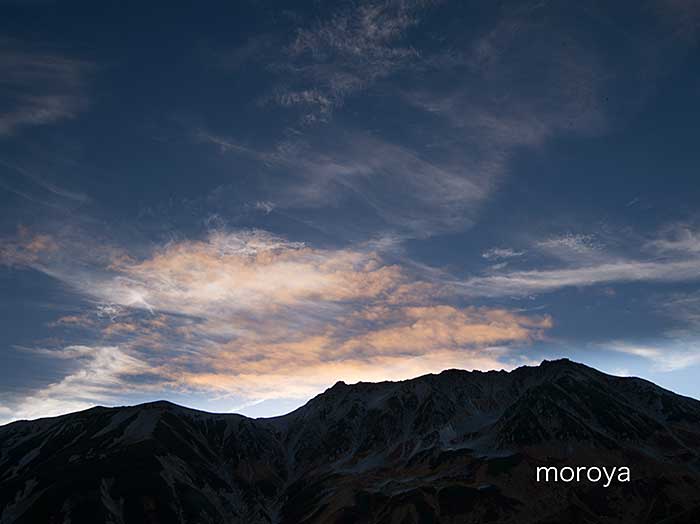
left=1, top=0, right=700, bottom=423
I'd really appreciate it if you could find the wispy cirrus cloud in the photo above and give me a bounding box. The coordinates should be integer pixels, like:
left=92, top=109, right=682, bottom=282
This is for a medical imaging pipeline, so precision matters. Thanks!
left=0, top=40, right=91, bottom=136
left=208, top=1, right=621, bottom=240
left=200, top=130, right=492, bottom=237
left=647, top=223, right=700, bottom=254
left=608, top=341, right=700, bottom=372
left=0, top=158, right=90, bottom=210
left=462, top=226, right=700, bottom=298
left=0, top=345, right=149, bottom=424
left=271, top=0, right=430, bottom=123
left=460, top=258, right=700, bottom=298
left=652, top=289, right=700, bottom=345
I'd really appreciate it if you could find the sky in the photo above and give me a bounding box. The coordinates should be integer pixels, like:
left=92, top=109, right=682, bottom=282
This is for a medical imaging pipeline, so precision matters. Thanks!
left=1, top=0, right=700, bottom=424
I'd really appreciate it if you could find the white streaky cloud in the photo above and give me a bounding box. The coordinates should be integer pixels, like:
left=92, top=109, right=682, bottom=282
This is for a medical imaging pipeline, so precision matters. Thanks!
left=291, top=135, right=491, bottom=234
left=201, top=130, right=494, bottom=237
left=0, top=346, right=150, bottom=425
left=648, top=224, right=700, bottom=254
left=654, top=291, right=700, bottom=340
left=0, top=95, right=77, bottom=135
left=463, top=226, right=700, bottom=298
left=458, top=258, right=700, bottom=298
left=660, top=293, right=700, bottom=328
left=0, top=159, right=90, bottom=207
left=0, top=43, right=90, bottom=136
left=608, top=341, right=700, bottom=372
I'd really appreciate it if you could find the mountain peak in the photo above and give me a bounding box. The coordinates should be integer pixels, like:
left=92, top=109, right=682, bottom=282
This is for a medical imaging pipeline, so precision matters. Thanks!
left=541, top=357, right=573, bottom=364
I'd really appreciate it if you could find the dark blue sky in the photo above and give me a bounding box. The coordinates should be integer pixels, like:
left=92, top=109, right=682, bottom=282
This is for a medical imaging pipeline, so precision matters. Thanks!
left=1, top=0, right=700, bottom=422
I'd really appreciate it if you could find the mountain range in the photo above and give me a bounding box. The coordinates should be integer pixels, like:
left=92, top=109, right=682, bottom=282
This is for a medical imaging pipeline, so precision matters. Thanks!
left=1, top=359, right=700, bottom=523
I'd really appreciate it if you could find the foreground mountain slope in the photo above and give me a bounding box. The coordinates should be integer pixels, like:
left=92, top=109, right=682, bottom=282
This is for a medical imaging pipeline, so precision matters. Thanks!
left=1, top=359, right=700, bottom=523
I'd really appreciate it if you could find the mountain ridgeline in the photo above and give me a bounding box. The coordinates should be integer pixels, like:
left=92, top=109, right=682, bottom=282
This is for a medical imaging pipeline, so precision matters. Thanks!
left=2, top=359, right=700, bottom=523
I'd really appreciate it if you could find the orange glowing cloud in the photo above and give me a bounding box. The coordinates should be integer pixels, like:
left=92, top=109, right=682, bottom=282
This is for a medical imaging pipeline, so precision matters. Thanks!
left=103, top=231, right=405, bottom=320
left=3, top=227, right=555, bottom=410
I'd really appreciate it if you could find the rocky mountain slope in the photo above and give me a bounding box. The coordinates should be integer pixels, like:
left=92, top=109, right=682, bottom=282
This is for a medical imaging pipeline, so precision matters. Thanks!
left=2, top=359, right=700, bottom=523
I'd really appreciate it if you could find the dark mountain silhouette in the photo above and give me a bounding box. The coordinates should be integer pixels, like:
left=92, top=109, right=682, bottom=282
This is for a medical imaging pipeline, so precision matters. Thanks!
left=2, top=359, right=700, bottom=523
